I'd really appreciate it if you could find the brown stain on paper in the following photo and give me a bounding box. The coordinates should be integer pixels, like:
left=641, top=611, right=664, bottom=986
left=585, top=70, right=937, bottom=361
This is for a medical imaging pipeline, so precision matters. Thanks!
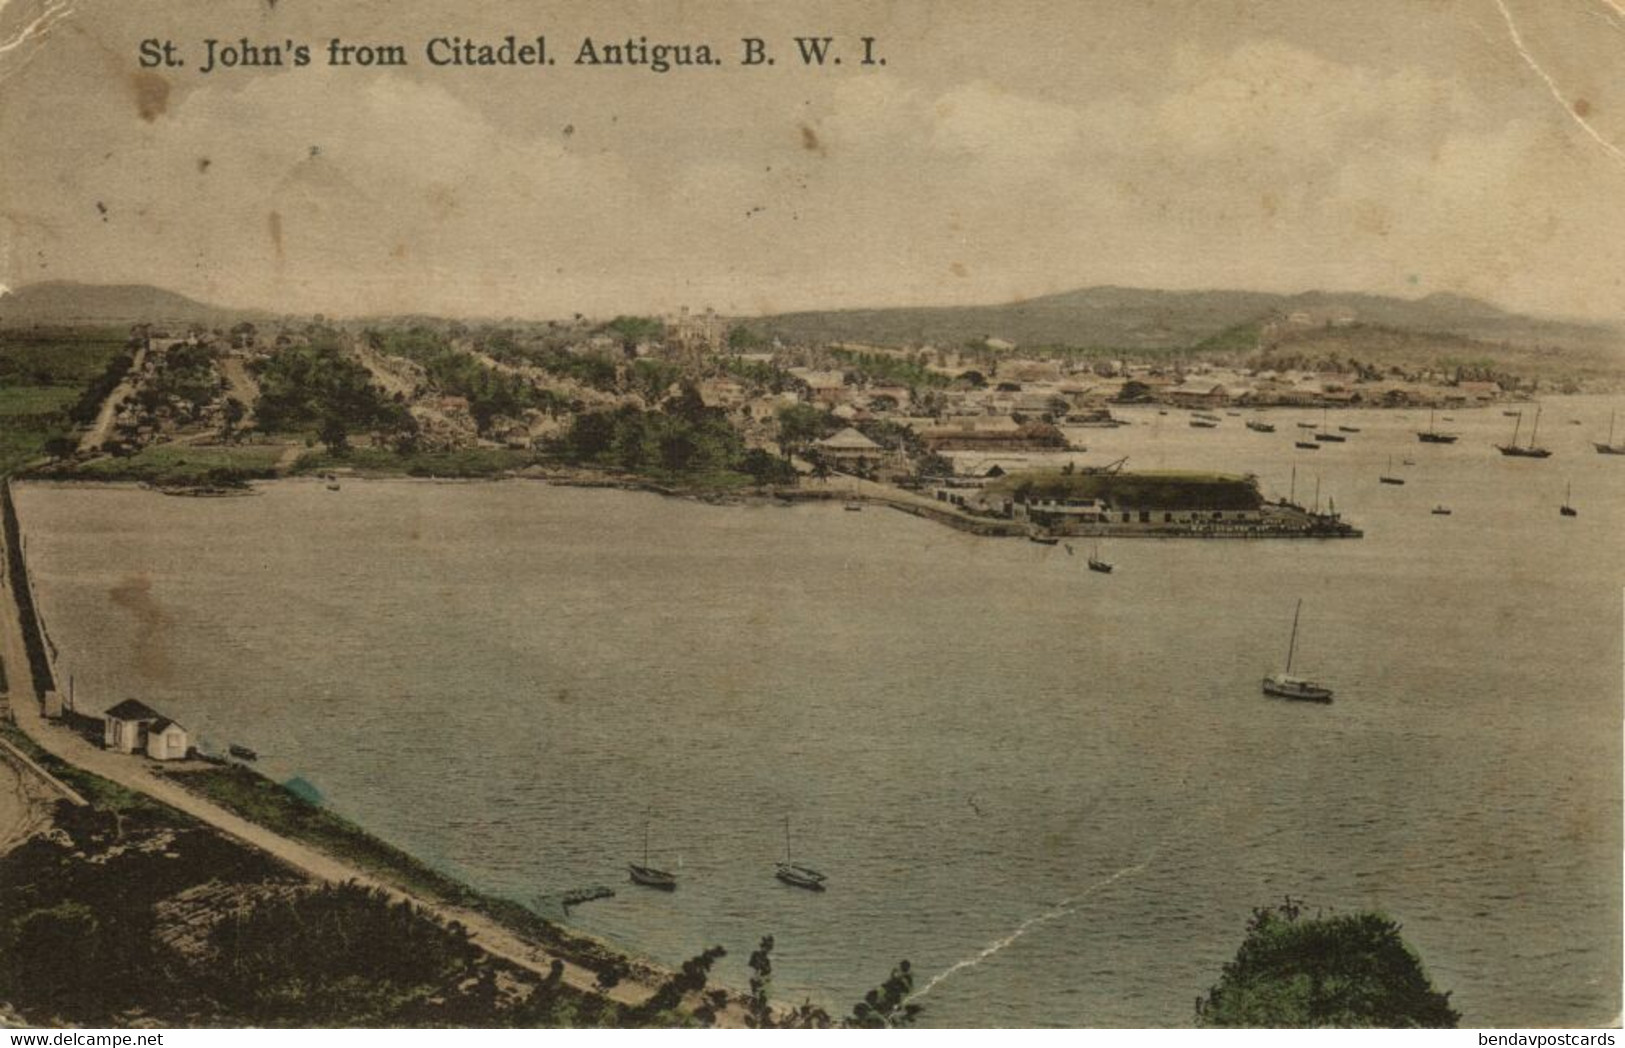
left=267, top=211, right=284, bottom=264
left=130, top=72, right=171, bottom=122
left=108, top=573, right=173, bottom=681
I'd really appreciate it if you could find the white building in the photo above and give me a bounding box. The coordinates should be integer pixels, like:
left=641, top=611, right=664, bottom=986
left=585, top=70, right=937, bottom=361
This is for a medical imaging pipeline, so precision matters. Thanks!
left=103, top=699, right=189, bottom=761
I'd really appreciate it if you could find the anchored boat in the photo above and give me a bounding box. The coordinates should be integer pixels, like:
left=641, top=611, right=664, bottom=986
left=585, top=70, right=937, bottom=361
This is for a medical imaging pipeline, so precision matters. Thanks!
left=628, top=820, right=677, bottom=891
left=1262, top=599, right=1333, bottom=703
left=1417, top=407, right=1459, bottom=444
left=1087, top=542, right=1113, bottom=574
left=775, top=816, right=827, bottom=892
left=1496, top=406, right=1552, bottom=458
left=1595, top=411, right=1625, bottom=455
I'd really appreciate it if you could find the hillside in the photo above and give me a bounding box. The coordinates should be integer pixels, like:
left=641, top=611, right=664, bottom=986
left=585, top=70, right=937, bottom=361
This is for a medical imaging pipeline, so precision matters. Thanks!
left=0, top=281, right=268, bottom=327
left=747, top=287, right=1622, bottom=356
left=4, top=281, right=1620, bottom=367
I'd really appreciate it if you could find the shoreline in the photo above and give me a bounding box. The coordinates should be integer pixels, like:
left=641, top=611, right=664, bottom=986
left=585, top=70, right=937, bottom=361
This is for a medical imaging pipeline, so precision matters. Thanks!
left=0, top=478, right=765, bottom=1026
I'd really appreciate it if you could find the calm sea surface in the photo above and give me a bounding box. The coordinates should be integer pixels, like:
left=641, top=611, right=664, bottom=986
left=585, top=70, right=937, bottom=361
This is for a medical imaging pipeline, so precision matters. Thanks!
left=16, top=399, right=1624, bottom=1027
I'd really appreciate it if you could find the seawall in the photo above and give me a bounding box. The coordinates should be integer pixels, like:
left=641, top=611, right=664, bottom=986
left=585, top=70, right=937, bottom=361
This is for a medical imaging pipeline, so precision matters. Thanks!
left=0, top=480, right=56, bottom=699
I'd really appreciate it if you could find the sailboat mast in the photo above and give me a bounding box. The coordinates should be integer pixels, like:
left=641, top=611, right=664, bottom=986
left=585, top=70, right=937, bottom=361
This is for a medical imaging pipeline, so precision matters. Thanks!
left=1290, top=465, right=1296, bottom=504
left=1286, top=599, right=1302, bottom=673
left=784, top=815, right=791, bottom=863
left=1509, top=413, right=1521, bottom=446
left=1529, top=407, right=1541, bottom=447
left=644, top=821, right=649, bottom=866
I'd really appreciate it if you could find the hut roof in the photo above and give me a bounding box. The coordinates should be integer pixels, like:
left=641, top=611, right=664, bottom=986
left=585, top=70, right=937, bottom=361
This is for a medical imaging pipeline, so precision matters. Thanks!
left=104, top=699, right=164, bottom=722
left=817, top=427, right=883, bottom=451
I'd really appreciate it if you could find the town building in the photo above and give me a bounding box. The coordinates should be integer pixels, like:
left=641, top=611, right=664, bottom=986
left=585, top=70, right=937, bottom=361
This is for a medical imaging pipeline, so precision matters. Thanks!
left=814, top=426, right=885, bottom=465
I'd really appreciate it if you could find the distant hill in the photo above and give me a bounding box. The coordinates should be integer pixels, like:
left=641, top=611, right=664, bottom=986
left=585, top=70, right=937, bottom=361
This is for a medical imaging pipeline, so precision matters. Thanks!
left=747, top=287, right=1622, bottom=356
left=0, top=281, right=269, bottom=327
left=4, top=281, right=1619, bottom=363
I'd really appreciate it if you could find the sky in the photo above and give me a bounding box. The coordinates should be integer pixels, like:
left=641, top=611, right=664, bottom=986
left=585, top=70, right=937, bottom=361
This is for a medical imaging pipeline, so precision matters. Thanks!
left=2, top=0, right=1623, bottom=322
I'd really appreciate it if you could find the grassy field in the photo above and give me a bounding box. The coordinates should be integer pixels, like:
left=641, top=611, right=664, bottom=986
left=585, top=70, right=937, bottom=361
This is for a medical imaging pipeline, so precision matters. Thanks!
left=51, top=443, right=286, bottom=485
left=0, top=386, right=79, bottom=475
left=0, top=332, right=124, bottom=476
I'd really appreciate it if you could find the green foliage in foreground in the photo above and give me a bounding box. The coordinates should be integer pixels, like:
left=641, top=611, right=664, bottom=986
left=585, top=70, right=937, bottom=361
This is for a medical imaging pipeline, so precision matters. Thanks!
left=1197, top=898, right=1459, bottom=1028
left=0, top=799, right=615, bottom=1027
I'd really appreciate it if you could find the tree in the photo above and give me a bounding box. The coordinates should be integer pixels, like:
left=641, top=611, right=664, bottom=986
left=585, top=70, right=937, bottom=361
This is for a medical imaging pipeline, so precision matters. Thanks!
left=1196, top=898, right=1459, bottom=1028
left=742, top=936, right=920, bottom=1029
left=746, top=935, right=775, bottom=1028
left=846, top=961, right=921, bottom=1028
left=775, top=403, right=838, bottom=449
left=221, top=396, right=247, bottom=441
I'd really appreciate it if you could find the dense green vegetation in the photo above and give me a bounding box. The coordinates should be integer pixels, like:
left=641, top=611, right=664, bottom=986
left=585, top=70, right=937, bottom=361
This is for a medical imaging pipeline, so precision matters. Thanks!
left=828, top=348, right=951, bottom=389
left=1197, top=899, right=1459, bottom=1028
left=370, top=327, right=571, bottom=433
left=136, top=341, right=222, bottom=420
left=602, top=315, right=664, bottom=350
left=992, top=469, right=1263, bottom=510
left=774, top=402, right=841, bottom=449
left=253, top=335, right=414, bottom=452
left=718, top=354, right=800, bottom=393
left=292, top=446, right=537, bottom=478
left=551, top=390, right=792, bottom=486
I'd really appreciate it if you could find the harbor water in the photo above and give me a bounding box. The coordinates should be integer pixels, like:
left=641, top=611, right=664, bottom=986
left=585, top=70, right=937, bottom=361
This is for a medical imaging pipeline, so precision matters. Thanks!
left=15, top=399, right=1623, bottom=1026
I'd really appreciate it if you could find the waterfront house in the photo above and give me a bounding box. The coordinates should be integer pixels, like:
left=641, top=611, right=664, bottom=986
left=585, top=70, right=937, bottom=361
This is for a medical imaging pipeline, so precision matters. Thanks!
left=814, top=426, right=885, bottom=465
left=103, top=699, right=189, bottom=760
left=144, top=718, right=190, bottom=761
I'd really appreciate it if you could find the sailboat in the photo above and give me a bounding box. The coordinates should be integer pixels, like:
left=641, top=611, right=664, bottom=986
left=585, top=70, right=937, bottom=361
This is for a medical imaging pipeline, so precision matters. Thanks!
left=1087, top=542, right=1113, bottom=574
left=1417, top=407, right=1459, bottom=444
left=775, top=816, right=827, bottom=891
left=1245, top=419, right=1275, bottom=433
left=1314, top=407, right=1346, bottom=442
left=1595, top=410, right=1625, bottom=455
left=1379, top=456, right=1404, bottom=485
left=628, top=820, right=678, bottom=890
left=1496, top=406, right=1552, bottom=458
left=1560, top=482, right=1578, bottom=517
left=1261, top=599, right=1333, bottom=703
